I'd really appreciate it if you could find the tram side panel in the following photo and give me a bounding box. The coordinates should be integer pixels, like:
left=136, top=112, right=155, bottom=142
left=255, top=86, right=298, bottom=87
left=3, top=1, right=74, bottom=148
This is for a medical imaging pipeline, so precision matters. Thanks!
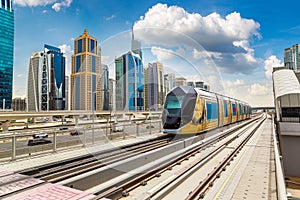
left=217, top=97, right=224, bottom=127
left=181, top=94, right=204, bottom=134
left=236, top=101, right=242, bottom=121
left=222, top=98, right=231, bottom=126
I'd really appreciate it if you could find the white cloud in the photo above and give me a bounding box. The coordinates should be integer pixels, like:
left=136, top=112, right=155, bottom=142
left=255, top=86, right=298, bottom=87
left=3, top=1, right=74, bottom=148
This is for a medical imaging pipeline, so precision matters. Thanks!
left=225, top=79, right=245, bottom=87
left=14, top=0, right=57, bottom=7
left=244, top=83, right=273, bottom=106
left=248, top=83, right=269, bottom=96
left=59, top=44, right=73, bottom=76
left=193, top=49, right=222, bottom=59
left=52, top=0, right=72, bottom=12
left=264, top=55, right=283, bottom=79
left=105, top=15, right=116, bottom=21
left=151, top=46, right=177, bottom=61
left=133, top=3, right=261, bottom=74
left=134, top=4, right=260, bottom=53
left=14, top=0, right=72, bottom=12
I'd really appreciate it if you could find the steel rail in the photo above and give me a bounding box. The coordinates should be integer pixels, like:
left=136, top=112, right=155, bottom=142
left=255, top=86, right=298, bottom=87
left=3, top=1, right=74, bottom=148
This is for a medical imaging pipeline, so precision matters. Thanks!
left=185, top=115, right=266, bottom=200
left=41, top=140, right=170, bottom=183
left=94, top=116, right=263, bottom=199
left=19, top=135, right=171, bottom=176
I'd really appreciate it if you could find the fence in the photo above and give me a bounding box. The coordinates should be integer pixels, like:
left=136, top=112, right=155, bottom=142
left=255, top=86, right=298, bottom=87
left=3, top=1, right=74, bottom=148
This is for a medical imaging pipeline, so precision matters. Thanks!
left=0, top=120, right=163, bottom=160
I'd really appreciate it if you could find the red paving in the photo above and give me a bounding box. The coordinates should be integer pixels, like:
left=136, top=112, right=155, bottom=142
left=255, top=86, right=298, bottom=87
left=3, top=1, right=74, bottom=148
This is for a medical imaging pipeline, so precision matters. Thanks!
left=0, top=169, right=95, bottom=200
left=3, top=183, right=95, bottom=200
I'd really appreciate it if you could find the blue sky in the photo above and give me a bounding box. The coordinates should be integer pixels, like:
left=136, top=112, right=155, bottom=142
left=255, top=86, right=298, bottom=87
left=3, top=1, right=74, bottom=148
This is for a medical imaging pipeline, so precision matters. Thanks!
left=12, top=0, right=300, bottom=106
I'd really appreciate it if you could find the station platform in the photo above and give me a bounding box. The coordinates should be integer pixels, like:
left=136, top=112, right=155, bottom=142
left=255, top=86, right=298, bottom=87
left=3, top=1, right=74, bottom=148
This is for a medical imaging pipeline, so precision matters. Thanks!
left=230, top=116, right=278, bottom=199
left=205, top=116, right=279, bottom=199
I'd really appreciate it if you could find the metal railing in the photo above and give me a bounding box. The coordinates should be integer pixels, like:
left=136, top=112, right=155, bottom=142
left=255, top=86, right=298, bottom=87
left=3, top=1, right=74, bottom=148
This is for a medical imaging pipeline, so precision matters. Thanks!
left=272, top=114, right=288, bottom=200
left=0, top=119, right=163, bottom=160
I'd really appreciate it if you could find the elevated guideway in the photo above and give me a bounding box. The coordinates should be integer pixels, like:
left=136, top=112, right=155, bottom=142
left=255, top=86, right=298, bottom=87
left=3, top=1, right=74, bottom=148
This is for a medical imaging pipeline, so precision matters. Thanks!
left=0, top=114, right=288, bottom=199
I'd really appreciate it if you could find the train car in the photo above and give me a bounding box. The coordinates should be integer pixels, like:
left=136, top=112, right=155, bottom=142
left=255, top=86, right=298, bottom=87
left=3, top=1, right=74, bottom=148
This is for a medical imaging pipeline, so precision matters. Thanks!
left=162, top=86, right=198, bottom=134
left=162, top=86, right=251, bottom=134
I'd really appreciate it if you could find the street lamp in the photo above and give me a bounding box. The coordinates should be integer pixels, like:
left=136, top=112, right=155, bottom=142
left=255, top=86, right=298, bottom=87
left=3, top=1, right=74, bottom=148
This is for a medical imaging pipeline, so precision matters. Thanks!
left=88, top=90, right=99, bottom=145
left=2, top=98, right=5, bottom=110
left=90, top=88, right=112, bottom=143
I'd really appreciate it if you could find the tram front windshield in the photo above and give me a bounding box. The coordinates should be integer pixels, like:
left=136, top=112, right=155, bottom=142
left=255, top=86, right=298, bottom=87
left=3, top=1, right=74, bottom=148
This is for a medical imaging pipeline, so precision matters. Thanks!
left=165, top=95, right=185, bottom=116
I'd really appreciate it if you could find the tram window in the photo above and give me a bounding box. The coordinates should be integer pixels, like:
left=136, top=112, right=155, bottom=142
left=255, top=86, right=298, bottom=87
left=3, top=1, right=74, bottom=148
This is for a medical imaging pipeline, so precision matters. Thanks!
left=165, top=95, right=185, bottom=109
left=232, top=103, right=237, bottom=116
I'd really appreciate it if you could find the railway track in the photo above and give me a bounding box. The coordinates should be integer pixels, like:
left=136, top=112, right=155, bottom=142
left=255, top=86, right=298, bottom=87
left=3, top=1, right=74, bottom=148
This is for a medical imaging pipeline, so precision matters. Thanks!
left=93, top=114, right=266, bottom=199
left=19, top=135, right=173, bottom=182
left=185, top=115, right=266, bottom=200
left=14, top=114, right=263, bottom=200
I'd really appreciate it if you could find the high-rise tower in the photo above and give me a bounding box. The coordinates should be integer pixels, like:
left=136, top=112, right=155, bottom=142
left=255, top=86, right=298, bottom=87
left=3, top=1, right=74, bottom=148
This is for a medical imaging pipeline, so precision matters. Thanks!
left=164, top=73, right=176, bottom=93
left=115, top=51, right=144, bottom=111
left=284, top=44, right=300, bottom=71
left=27, top=45, right=66, bottom=111
left=145, top=62, right=165, bottom=111
left=131, top=29, right=142, bottom=59
left=0, top=0, right=14, bottom=110
left=71, top=29, right=102, bottom=111
left=101, top=64, right=109, bottom=110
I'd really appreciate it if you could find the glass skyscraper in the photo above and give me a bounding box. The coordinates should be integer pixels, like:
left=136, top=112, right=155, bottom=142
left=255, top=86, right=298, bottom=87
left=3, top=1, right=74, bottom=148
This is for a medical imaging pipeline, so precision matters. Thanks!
left=115, top=31, right=144, bottom=111
left=27, top=45, right=66, bottom=111
left=0, top=0, right=14, bottom=110
left=101, top=64, right=109, bottom=110
left=284, top=44, right=300, bottom=71
left=115, top=51, right=144, bottom=111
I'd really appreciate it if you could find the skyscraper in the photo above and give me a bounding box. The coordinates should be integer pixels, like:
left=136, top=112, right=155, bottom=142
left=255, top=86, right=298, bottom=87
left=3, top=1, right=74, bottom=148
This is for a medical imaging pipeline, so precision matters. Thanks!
left=101, top=64, right=109, bottom=110
left=109, top=79, right=115, bottom=111
left=115, top=51, right=144, bottom=111
left=131, top=29, right=142, bottom=59
left=65, top=76, right=69, bottom=110
left=164, top=73, right=176, bottom=93
left=0, top=0, right=14, bottom=110
left=187, top=81, right=195, bottom=87
left=145, top=62, right=165, bottom=111
left=70, top=29, right=102, bottom=111
left=12, top=98, right=26, bottom=111
left=27, top=45, right=66, bottom=111
left=175, top=77, right=187, bottom=87
left=195, top=81, right=204, bottom=89
left=284, top=44, right=300, bottom=71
